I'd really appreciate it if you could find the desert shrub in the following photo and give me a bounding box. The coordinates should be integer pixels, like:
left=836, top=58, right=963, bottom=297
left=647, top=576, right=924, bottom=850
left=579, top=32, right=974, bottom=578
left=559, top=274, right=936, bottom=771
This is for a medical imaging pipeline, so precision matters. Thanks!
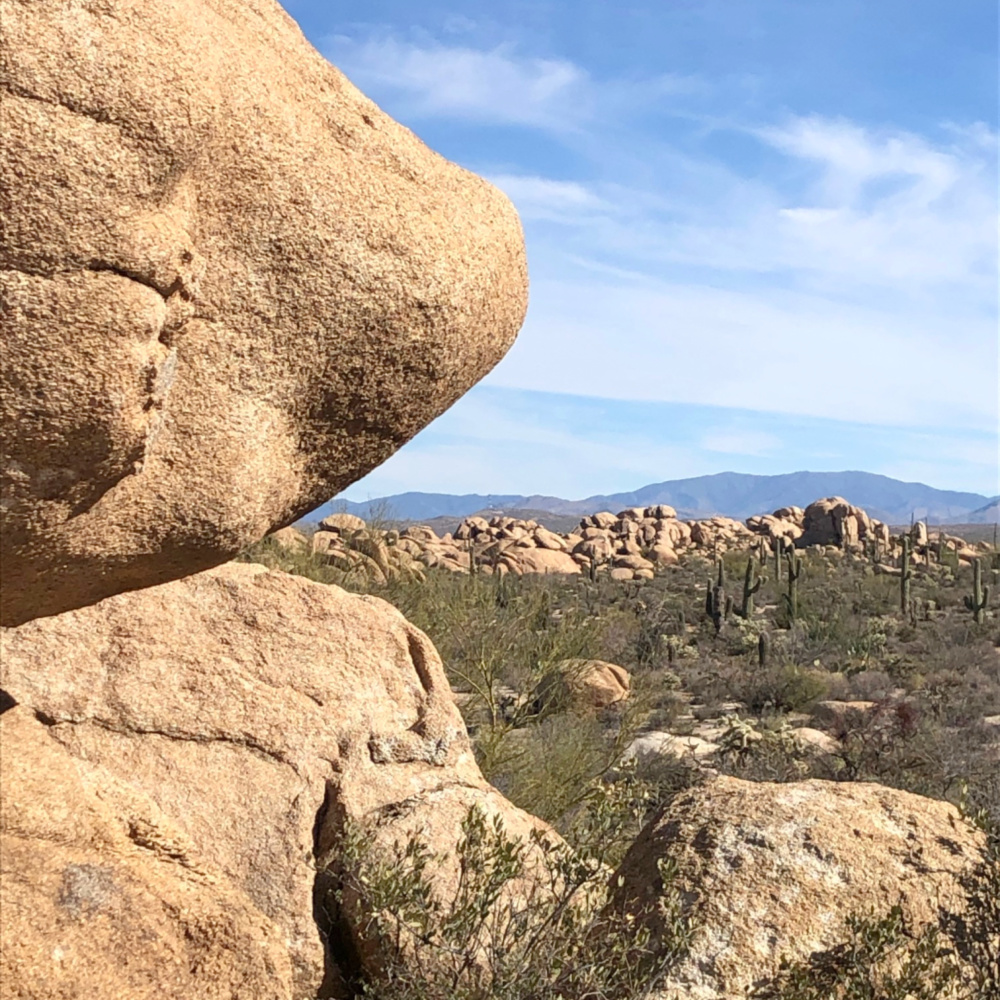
left=237, top=534, right=343, bottom=584
left=949, top=796, right=1000, bottom=995
left=755, top=796, right=1000, bottom=1000
left=750, top=905, right=963, bottom=999
left=734, top=664, right=830, bottom=714
left=485, top=712, right=641, bottom=837
left=329, top=802, right=693, bottom=1000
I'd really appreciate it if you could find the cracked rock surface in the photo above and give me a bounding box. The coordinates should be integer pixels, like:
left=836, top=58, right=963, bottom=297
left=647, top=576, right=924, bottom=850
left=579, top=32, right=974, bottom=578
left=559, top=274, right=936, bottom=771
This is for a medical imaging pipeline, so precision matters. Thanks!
left=0, top=563, right=551, bottom=999
left=0, top=0, right=527, bottom=626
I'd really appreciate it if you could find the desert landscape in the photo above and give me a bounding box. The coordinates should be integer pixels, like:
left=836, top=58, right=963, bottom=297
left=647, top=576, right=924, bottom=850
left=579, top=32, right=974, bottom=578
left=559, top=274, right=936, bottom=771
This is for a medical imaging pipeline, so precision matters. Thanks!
left=1, top=1, right=997, bottom=999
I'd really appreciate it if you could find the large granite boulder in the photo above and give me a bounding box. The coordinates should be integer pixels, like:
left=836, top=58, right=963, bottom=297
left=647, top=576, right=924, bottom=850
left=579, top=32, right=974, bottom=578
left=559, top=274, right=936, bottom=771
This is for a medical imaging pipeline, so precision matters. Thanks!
left=0, top=564, right=552, bottom=998
left=0, top=0, right=527, bottom=625
left=612, top=776, right=985, bottom=999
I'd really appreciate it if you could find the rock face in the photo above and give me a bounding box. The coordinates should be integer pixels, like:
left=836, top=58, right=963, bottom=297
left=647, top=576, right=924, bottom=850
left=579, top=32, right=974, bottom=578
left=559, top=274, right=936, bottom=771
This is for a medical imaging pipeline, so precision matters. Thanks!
left=0, top=706, right=294, bottom=1000
left=0, top=564, right=548, bottom=998
left=0, top=0, right=528, bottom=626
left=612, top=777, right=984, bottom=1000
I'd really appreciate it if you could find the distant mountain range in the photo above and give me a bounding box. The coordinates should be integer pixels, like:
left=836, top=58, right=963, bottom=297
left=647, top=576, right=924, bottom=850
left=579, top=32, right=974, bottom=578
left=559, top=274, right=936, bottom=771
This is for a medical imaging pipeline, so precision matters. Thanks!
left=318, top=471, right=999, bottom=526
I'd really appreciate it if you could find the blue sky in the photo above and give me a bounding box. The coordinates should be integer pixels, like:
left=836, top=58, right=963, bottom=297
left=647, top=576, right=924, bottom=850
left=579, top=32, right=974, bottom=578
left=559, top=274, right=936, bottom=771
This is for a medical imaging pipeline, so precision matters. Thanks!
left=282, top=0, right=999, bottom=500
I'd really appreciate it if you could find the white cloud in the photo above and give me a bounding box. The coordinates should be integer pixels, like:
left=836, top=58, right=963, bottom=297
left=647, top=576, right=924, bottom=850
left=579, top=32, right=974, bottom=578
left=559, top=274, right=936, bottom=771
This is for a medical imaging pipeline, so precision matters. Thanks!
left=485, top=174, right=606, bottom=221
left=319, top=28, right=996, bottom=493
left=324, top=34, right=700, bottom=131
left=324, top=35, right=590, bottom=129
left=700, top=429, right=783, bottom=456
left=484, top=276, right=998, bottom=430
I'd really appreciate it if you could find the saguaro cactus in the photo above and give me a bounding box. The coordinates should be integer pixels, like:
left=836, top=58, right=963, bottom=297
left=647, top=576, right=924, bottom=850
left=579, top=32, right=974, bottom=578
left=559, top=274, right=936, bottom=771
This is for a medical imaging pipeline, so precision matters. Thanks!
left=741, top=556, right=764, bottom=619
left=758, top=631, right=769, bottom=668
left=900, top=534, right=912, bottom=614
left=706, top=557, right=727, bottom=632
left=773, top=536, right=784, bottom=582
left=964, top=557, right=990, bottom=624
left=784, top=551, right=802, bottom=622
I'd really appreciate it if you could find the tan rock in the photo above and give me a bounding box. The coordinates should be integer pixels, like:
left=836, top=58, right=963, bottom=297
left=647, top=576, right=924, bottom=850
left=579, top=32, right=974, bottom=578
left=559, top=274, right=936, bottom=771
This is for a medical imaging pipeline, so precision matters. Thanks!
left=609, top=567, right=635, bottom=581
left=618, top=507, right=646, bottom=521
left=311, top=529, right=343, bottom=555
left=533, top=526, right=567, bottom=551
left=589, top=512, right=618, bottom=530
left=626, top=732, right=718, bottom=760
left=648, top=504, right=677, bottom=519
left=538, top=659, right=631, bottom=715
left=799, top=497, right=873, bottom=549
left=0, top=706, right=294, bottom=1000
left=614, top=553, right=655, bottom=573
left=614, top=777, right=984, bottom=1000
left=318, top=512, right=367, bottom=534
left=772, top=506, right=805, bottom=521
left=500, top=548, right=581, bottom=576
left=811, top=699, right=876, bottom=731
left=650, top=545, right=679, bottom=565
left=270, top=525, right=308, bottom=552
left=402, top=525, right=441, bottom=544
left=0, top=0, right=527, bottom=626
left=790, top=726, right=841, bottom=755
left=0, top=563, right=494, bottom=996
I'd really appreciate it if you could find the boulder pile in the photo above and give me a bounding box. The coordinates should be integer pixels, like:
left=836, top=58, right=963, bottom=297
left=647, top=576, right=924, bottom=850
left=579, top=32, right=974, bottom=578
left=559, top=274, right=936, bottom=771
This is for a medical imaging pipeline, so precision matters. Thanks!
left=0, top=565, right=554, bottom=998
left=302, top=495, right=987, bottom=582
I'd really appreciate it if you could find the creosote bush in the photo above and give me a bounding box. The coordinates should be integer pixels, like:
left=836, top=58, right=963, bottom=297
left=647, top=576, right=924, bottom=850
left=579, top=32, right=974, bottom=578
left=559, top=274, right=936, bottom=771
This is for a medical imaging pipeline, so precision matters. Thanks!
left=329, top=801, right=693, bottom=1000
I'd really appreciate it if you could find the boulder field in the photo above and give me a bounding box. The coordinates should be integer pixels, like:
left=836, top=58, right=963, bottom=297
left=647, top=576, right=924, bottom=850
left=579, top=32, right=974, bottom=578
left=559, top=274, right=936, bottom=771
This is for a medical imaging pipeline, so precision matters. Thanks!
left=291, top=496, right=989, bottom=583
left=0, top=1, right=991, bottom=996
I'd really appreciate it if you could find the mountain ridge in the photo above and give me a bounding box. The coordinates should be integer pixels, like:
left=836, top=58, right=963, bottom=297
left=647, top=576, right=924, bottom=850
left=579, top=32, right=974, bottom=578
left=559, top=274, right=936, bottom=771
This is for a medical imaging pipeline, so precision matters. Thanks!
left=321, top=471, right=996, bottom=526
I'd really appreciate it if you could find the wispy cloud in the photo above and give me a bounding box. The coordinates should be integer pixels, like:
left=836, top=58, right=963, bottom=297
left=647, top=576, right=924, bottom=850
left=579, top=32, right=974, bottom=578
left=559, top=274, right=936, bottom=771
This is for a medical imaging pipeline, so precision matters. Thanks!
left=320, top=27, right=996, bottom=497
left=324, top=35, right=591, bottom=129
left=341, top=386, right=999, bottom=499
left=324, top=33, right=700, bottom=131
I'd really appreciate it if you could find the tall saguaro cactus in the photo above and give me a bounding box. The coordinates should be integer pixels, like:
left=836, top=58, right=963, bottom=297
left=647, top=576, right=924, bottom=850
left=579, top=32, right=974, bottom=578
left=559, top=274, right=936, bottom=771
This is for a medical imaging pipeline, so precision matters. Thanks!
left=712, top=557, right=728, bottom=632
left=784, top=551, right=802, bottom=623
left=964, top=557, right=990, bottom=624
left=773, top=536, right=784, bottom=582
left=705, top=557, right=727, bottom=633
left=900, top=534, right=912, bottom=615
left=741, top=556, right=764, bottom=619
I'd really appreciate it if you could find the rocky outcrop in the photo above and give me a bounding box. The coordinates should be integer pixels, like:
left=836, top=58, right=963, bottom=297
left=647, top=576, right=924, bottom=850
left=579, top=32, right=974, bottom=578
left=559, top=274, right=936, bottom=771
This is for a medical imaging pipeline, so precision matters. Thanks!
left=0, top=0, right=528, bottom=626
left=612, top=777, right=985, bottom=1000
left=0, top=564, right=550, bottom=998
left=747, top=497, right=891, bottom=551
left=300, top=497, right=991, bottom=582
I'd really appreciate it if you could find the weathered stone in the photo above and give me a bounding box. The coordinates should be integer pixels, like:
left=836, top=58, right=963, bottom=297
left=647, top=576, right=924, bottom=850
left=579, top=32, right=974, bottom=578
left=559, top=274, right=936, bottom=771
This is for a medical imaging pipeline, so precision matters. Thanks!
left=614, top=777, right=985, bottom=1000
left=0, top=0, right=527, bottom=625
left=538, top=659, right=631, bottom=714
left=0, top=706, right=294, bottom=1000
left=318, top=513, right=367, bottom=534
left=0, top=564, right=509, bottom=996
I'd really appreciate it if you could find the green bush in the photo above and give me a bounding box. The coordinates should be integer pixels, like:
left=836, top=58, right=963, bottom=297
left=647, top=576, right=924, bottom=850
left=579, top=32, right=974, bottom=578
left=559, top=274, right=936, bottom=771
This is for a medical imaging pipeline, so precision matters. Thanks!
left=329, top=802, right=693, bottom=1000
